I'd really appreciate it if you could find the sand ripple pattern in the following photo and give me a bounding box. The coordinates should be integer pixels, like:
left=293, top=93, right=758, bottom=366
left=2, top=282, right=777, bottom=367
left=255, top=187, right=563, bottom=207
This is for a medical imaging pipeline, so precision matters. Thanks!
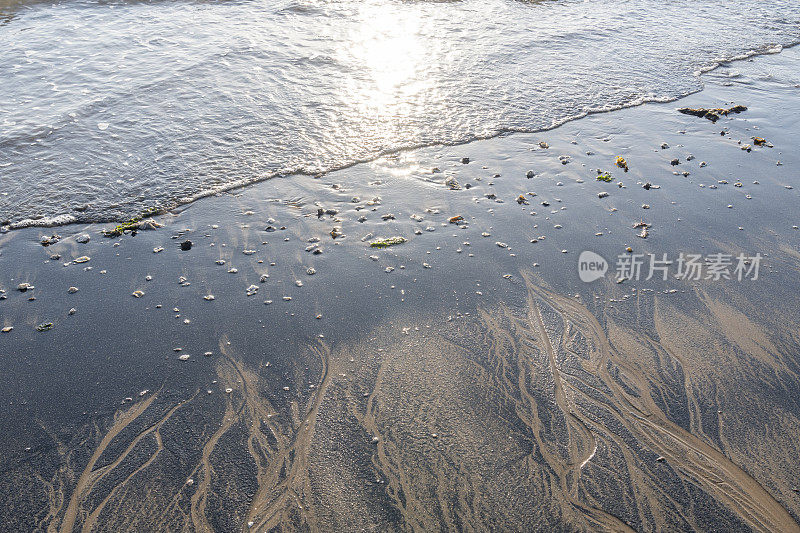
left=12, top=276, right=800, bottom=531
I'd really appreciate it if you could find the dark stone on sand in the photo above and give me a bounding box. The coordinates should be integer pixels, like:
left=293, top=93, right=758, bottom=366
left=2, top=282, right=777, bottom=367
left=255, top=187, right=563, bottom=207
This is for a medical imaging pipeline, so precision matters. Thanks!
left=265, top=226, right=276, bottom=232
left=180, top=240, right=193, bottom=251
left=670, top=158, right=680, bottom=166
left=461, top=157, right=470, bottom=164
left=317, top=208, right=324, bottom=218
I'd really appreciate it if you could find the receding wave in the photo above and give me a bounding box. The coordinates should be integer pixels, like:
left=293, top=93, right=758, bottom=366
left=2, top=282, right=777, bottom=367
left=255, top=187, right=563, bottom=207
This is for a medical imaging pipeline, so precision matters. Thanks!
left=1, top=0, right=799, bottom=229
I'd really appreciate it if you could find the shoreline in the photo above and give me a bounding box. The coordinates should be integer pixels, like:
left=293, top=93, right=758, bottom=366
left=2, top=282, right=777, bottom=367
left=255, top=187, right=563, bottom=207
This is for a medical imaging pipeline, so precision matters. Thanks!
left=1, top=40, right=800, bottom=531
left=3, top=39, right=799, bottom=232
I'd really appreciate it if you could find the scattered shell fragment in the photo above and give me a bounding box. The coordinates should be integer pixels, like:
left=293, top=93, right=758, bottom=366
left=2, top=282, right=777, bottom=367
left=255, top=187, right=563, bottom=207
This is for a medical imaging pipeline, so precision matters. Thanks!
left=445, top=176, right=461, bottom=190
left=41, top=234, right=61, bottom=246
left=73, top=256, right=91, bottom=263
left=132, top=290, right=145, bottom=298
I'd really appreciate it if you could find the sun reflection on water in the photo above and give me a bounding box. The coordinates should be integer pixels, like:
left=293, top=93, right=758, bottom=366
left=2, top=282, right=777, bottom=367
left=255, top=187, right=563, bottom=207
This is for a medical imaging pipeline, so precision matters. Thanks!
left=338, top=1, right=435, bottom=152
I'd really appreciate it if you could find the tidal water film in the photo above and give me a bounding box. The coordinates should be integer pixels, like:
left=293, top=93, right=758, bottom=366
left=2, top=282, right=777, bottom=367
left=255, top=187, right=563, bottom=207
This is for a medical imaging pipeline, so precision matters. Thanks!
left=2, top=0, right=800, bottom=531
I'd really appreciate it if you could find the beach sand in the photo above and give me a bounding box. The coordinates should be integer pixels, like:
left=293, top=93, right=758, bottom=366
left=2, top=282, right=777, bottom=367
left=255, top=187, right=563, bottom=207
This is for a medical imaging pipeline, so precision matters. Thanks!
left=1, top=48, right=800, bottom=531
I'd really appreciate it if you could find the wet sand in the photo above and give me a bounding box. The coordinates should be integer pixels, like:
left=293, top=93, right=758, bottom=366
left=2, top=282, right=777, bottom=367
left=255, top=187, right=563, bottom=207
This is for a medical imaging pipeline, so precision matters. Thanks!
left=1, top=48, right=800, bottom=531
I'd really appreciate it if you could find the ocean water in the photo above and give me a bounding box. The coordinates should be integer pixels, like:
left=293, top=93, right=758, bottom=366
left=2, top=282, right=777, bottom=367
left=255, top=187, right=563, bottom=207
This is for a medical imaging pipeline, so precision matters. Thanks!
left=1, top=0, right=799, bottom=228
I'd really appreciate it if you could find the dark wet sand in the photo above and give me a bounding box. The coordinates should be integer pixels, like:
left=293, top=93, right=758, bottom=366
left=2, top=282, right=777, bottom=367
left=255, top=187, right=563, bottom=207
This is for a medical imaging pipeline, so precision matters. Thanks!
left=1, top=48, right=800, bottom=532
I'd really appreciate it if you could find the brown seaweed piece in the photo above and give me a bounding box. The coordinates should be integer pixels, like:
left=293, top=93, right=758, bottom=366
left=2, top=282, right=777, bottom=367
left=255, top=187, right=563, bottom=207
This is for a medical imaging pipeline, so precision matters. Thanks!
left=677, top=105, right=747, bottom=122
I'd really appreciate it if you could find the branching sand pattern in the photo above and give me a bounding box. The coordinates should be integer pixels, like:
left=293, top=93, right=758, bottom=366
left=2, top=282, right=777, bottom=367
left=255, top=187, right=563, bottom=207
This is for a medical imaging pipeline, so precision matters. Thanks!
left=12, top=275, right=800, bottom=531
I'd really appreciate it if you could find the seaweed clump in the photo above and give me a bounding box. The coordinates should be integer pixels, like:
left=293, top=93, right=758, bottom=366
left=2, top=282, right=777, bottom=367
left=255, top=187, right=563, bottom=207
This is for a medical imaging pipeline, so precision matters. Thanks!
left=615, top=156, right=629, bottom=172
left=369, top=237, right=407, bottom=248
left=677, top=105, right=747, bottom=122
left=596, top=171, right=614, bottom=183
left=102, top=208, right=161, bottom=237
